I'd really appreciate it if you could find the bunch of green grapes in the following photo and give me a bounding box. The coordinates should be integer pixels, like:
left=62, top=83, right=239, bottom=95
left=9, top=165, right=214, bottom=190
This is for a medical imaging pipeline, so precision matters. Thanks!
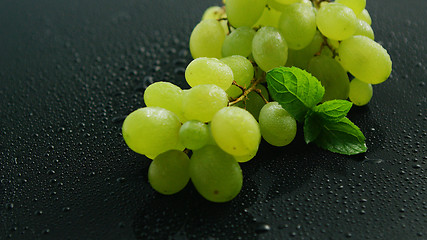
left=190, top=0, right=391, bottom=106
left=121, top=0, right=392, bottom=202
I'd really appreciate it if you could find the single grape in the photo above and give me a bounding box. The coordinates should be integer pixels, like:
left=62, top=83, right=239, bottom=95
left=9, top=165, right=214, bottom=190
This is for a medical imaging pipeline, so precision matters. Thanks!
left=338, top=35, right=392, bottom=84
left=222, top=26, right=256, bottom=58
left=185, top=57, right=234, bottom=91
left=211, top=107, right=261, bottom=156
left=182, top=84, right=228, bottom=122
left=348, top=78, right=373, bottom=106
left=236, top=84, right=269, bottom=120
left=253, top=6, right=281, bottom=28
left=179, top=120, right=210, bottom=150
left=354, top=19, right=374, bottom=40
left=307, top=55, right=350, bottom=101
left=259, top=102, right=297, bottom=147
left=201, top=6, right=229, bottom=34
left=190, top=145, right=243, bottom=203
left=267, top=0, right=300, bottom=12
left=226, top=0, right=266, bottom=27
left=285, top=31, right=323, bottom=69
left=221, top=55, right=254, bottom=98
left=278, top=3, right=317, bottom=50
left=234, top=147, right=258, bottom=163
left=189, top=19, right=225, bottom=59
left=335, top=0, right=366, bottom=15
left=122, top=107, right=181, bottom=159
left=357, top=9, right=372, bottom=25
left=148, top=150, right=190, bottom=195
left=316, top=3, right=357, bottom=41
left=143, top=82, right=184, bottom=121
left=252, top=26, right=288, bottom=72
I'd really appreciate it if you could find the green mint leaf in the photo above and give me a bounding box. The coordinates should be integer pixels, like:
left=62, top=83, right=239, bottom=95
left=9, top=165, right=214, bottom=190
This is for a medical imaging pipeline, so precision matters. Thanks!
left=266, top=67, right=325, bottom=122
left=303, top=110, right=321, bottom=144
left=313, top=117, right=367, bottom=155
left=313, top=100, right=353, bottom=122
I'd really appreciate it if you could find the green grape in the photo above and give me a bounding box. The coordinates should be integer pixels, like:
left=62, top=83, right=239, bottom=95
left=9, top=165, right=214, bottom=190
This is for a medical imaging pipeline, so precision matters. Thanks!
left=189, top=19, right=225, bottom=59
left=285, top=30, right=323, bottom=69
left=252, top=26, right=288, bottom=72
left=320, top=45, right=333, bottom=57
left=190, top=145, right=243, bottom=202
left=143, top=82, right=184, bottom=121
left=202, top=6, right=224, bottom=20
left=222, top=26, right=256, bottom=58
left=179, top=120, right=209, bottom=150
left=267, top=0, right=300, bottom=11
left=348, top=78, right=373, bottom=106
left=225, top=0, right=266, bottom=27
left=335, top=0, right=366, bottom=15
left=201, top=6, right=229, bottom=34
left=307, top=55, right=350, bottom=102
left=338, top=35, right=392, bottom=84
left=221, top=55, right=254, bottom=98
left=354, top=19, right=374, bottom=40
left=316, top=3, right=357, bottom=41
left=357, top=9, right=372, bottom=25
left=259, top=102, right=297, bottom=147
left=234, top=147, right=258, bottom=163
left=236, top=84, right=269, bottom=120
left=122, top=107, right=181, bottom=158
left=148, top=150, right=190, bottom=195
left=182, top=84, right=228, bottom=122
left=211, top=106, right=261, bottom=156
left=278, top=3, right=317, bottom=50
left=327, top=39, right=340, bottom=49
left=253, top=6, right=281, bottom=28
left=185, top=57, right=234, bottom=90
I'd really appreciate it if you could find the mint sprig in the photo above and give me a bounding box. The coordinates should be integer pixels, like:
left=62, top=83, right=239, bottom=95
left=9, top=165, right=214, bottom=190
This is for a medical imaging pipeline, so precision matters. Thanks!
left=266, top=67, right=367, bottom=155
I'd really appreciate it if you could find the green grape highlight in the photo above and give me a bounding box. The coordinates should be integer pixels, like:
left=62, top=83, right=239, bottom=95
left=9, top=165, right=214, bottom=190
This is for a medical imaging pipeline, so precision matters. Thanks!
left=179, top=120, right=210, bottom=150
left=348, top=78, right=373, bottom=106
left=357, top=9, right=372, bottom=25
left=335, top=0, right=366, bottom=15
left=211, top=107, right=261, bottom=156
left=307, top=55, right=350, bottom=102
left=316, top=3, right=357, bottom=41
left=189, top=19, right=225, bottom=59
left=185, top=57, right=234, bottom=90
left=354, top=19, right=374, bottom=40
left=148, top=150, right=190, bottom=195
left=252, top=26, right=288, bottom=72
left=221, top=55, right=254, bottom=98
left=278, top=3, right=317, bottom=50
left=222, top=27, right=256, bottom=58
left=182, top=84, right=228, bottom=122
left=338, top=35, right=392, bottom=84
left=190, top=145, right=243, bottom=203
left=259, top=102, right=297, bottom=147
left=143, top=82, right=184, bottom=121
left=225, top=0, right=266, bottom=27
left=122, top=107, right=181, bottom=159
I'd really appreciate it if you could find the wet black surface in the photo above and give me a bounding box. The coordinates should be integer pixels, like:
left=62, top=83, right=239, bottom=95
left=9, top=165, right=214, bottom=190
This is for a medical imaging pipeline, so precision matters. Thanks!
left=0, top=0, right=426, bottom=239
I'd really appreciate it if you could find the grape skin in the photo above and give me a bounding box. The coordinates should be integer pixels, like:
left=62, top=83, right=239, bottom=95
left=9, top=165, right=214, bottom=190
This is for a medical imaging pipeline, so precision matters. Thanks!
left=179, top=120, right=210, bottom=150
left=190, top=145, right=243, bottom=203
left=189, top=19, right=225, bottom=59
left=349, top=78, right=373, bottom=106
left=316, top=3, right=358, bottom=41
left=259, top=102, right=297, bottom=147
left=148, top=150, right=190, bottom=195
left=185, top=57, right=234, bottom=91
left=252, top=26, right=288, bottom=72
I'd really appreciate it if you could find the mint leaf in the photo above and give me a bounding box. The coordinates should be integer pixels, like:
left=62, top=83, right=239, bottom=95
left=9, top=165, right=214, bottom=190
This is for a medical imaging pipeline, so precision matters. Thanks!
left=313, top=117, right=367, bottom=155
left=266, top=67, right=325, bottom=122
left=313, top=100, right=353, bottom=122
left=303, top=110, right=321, bottom=144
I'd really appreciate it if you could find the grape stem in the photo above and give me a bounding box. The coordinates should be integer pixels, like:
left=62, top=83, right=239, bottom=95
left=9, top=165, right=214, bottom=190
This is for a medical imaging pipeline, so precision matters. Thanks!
left=228, top=72, right=267, bottom=106
left=311, top=0, right=331, bottom=9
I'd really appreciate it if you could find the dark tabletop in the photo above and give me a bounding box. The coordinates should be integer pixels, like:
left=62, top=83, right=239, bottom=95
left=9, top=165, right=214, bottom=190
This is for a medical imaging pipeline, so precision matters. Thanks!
left=1, top=0, right=426, bottom=239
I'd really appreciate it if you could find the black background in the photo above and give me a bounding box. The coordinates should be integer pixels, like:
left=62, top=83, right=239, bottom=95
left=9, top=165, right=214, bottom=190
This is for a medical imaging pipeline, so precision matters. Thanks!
left=1, top=0, right=426, bottom=239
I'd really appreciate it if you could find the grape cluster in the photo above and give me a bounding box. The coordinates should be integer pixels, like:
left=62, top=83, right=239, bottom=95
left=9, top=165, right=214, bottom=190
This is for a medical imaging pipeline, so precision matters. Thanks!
left=193, top=0, right=391, bottom=106
left=122, top=0, right=392, bottom=202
